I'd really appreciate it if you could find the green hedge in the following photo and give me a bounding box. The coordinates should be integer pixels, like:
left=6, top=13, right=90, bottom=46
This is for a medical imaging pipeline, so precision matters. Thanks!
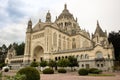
left=88, top=68, right=102, bottom=74
left=88, top=68, right=98, bottom=73
left=17, top=67, right=40, bottom=80
left=43, top=68, right=54, bottom=74
left=78, top=68, right=88, bottom=76
left=58, top=68, right=67, bottom=73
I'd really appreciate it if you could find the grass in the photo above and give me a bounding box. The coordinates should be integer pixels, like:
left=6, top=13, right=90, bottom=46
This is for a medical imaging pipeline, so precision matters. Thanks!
left=88, top=73, right=115, bottom=76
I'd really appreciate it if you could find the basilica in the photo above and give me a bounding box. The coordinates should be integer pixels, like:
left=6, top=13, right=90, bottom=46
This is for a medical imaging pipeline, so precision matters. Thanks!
left=5, top=4, right=114, bottom=71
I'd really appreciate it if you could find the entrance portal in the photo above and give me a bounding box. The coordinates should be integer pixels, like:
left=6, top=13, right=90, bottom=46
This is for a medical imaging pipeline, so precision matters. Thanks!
left=33, top=46, right=44, bottom=62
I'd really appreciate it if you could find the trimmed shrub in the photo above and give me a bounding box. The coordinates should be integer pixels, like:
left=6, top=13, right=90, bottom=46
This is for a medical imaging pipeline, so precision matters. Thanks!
left=92, top=69, right=102, bottom=74
left=58, top=68, right=67, bottom=73
left=43, top=68, right=54, bottom=74
left=4, top=68, right=9, bottom=72
left=88, top=68, right=98, bottom=73
left=30, top=61, right=39, bottom=67
left=78, top=68, right=88, bottom=76
left=88, top=68, right=102, bottom=74
left=17, top=67, right=40, bottom=80
left=40, top=60, right=47, bottom=67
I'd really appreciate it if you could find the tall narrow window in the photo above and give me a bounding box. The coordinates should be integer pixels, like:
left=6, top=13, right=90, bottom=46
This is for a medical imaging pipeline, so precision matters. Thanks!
left=67, top=38, right=70, bottom=49
left=72, top=38, right=76, bottom=49
left=59, top=39, right=61, bottom=50
left=53, top=32, right=57, bottom=47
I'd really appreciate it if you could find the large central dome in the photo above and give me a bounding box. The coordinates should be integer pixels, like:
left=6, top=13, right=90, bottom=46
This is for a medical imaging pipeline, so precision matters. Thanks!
left=57, top=4, right=74, bottom=20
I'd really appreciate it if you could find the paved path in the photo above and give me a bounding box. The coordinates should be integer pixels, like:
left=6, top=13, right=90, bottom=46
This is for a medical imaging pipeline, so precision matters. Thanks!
left=2, top=70, right=120, bottom=80
left=41, top=72, right=120, bottom=80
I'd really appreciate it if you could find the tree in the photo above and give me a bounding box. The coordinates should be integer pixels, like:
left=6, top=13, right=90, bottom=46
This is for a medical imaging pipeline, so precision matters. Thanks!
left=40, top=60, right=47, bottom=67
left=68, top=56, right=79, bottom=71
left=108, top=31, right=120, bottom=60
left=30, top=61, right=39, bottom=67
left=57, top=59, right=69, bottom=68
left=48, top=60, right=57, bottom=69
left=1, top=44, right=7, bottom=53
left=12, top=42, right=25, bottom=55
left=8, top=44, right=12, bottom=49
left=0, top=44, right=7, bottom=64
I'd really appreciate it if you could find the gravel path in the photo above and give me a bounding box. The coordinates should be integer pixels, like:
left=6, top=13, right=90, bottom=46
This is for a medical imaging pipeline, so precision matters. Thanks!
left=41, top=72, right=120, bottom=80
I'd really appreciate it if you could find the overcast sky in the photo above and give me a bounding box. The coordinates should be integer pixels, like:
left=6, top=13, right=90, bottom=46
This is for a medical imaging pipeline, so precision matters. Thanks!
left=0, top=0, right=120, bottom=46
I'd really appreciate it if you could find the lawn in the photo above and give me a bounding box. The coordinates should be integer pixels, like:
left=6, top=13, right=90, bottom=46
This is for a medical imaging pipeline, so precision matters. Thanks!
left=88, top=73, right=115, bottom=76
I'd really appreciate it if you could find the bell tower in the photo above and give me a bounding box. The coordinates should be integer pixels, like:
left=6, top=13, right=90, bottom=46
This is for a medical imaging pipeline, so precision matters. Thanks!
left=24, top=19, right=32, bottom=65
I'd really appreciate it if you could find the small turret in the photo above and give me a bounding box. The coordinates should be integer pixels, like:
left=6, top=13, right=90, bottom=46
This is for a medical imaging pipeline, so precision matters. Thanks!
left=46, top=11, right=51, bottom=23
left=27, top=19, right=32, bottom=32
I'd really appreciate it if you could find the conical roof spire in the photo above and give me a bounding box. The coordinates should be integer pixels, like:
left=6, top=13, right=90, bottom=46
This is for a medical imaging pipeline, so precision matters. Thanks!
left=97, top=20, right=99, bottom=26
left=28, top=19, right=32, bottom=27
left=94, top=20, right=106, bottom=37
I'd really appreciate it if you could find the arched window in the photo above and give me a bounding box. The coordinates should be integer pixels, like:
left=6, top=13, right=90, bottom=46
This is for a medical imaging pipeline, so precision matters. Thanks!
left=82, top=64, right=84, bottom=67
left=81, top=54, right=83, bottom=59
left=55, top=57, right=57, bottom=61
left=65, top=56, right=68, bottom=59
left=108, top=54, right=110, bottom=59
left=96, top=52, right=103, bottom=58
left=58, top=57, right=60, bottom=60
left=76, top=55, right=79, bottom=58
left=85, top=54, right=89, bottom=59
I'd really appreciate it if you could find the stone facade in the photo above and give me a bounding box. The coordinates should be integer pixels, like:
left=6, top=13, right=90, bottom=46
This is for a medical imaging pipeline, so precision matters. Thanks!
left=5, top=4, right=114, bottom=70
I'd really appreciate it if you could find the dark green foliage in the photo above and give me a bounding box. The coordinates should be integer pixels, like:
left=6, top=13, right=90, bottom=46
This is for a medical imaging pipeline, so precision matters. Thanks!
left=30, top=61, right=39, bottom=67
left=0, top=63, right=6, bottom=69
left=8, top=44, right=12, bottom=49
left=58, top=68, right=67, bottom=73
left=92, top=69, right=102, bottom=74
left=68, top=56, right=79, bottom=71
left=88, top=68, right=102, bottom=74
left=1, top=44, right=7, bottom=52
left=78, top=68, right=88, bottom=76
left=57, top=59, right=69, bottom=67
left=5, top=74, right=26, bottom=80
left=13, top=42, right=25, bottom=55
left=17, top=67, right=40, bottom=80
left=4, top=68, right=9, bottom=72
left=88, top=68, right=98, bottom=73
left=43, top=68, right=54, bottom=74
left=0, top=72, right=2, bottom=80
left=48, top=60, right=57, bottom=69
left=40, top=60, right=47, bottom=67
left=0, top=44, right=8, bottom=64
left=108, top=31, right=120, bottom=60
